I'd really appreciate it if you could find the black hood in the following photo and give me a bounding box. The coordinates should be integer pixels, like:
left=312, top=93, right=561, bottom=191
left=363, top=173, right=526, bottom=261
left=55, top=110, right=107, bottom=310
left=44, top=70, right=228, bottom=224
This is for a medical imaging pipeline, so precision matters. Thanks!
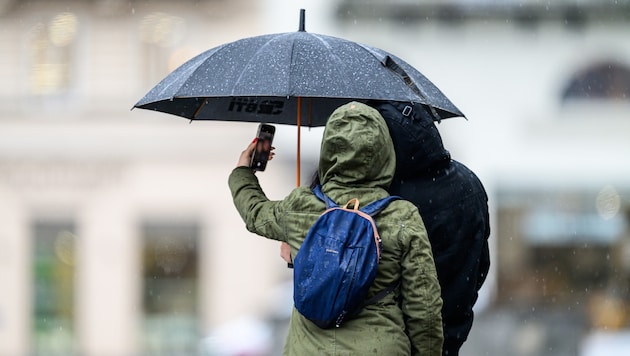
left=372, top=101, right=451, bottom=179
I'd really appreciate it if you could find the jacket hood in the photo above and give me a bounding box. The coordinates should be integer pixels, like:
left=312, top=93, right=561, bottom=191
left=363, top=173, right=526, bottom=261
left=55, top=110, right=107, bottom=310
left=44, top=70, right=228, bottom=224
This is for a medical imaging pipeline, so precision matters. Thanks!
left=373, top=102, right=451, bottom=178
left=318, top=102, right=395, bottom=190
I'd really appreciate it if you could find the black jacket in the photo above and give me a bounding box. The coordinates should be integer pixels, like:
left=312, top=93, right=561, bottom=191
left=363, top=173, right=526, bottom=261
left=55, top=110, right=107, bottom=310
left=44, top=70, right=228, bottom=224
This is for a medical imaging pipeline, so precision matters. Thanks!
left=374, top=101, right=491, bottom=356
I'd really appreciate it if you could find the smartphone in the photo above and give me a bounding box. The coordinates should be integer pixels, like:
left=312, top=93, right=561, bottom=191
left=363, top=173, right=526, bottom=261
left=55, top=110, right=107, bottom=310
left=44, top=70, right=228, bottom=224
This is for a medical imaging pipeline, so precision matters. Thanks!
left=250, top=123, right=275, bottom=171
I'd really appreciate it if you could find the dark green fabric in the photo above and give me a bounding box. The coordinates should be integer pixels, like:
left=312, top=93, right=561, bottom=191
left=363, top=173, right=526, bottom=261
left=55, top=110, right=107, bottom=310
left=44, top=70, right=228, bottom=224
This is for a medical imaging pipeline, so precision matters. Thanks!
left=229, top=102, right=443, bottom=355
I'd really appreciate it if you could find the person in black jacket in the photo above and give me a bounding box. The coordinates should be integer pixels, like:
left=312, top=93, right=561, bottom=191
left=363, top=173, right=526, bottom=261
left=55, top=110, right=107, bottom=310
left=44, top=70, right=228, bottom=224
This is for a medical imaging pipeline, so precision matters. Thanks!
left=372, top=101, right=490, bottom=356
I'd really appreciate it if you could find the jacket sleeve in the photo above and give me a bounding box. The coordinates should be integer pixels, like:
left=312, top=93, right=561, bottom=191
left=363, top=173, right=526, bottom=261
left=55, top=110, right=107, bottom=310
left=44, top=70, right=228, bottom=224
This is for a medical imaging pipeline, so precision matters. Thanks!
left=228, top=166, right=289, bottom=242
left=399, top=212, right=444, bottom=356
left=477, top=196, right=491, bottom=291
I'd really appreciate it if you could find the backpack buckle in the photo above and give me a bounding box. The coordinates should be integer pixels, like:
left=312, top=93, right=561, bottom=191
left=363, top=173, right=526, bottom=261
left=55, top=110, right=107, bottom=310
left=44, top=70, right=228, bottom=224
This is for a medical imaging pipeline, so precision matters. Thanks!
left=402, top=105, right=412, bottom=117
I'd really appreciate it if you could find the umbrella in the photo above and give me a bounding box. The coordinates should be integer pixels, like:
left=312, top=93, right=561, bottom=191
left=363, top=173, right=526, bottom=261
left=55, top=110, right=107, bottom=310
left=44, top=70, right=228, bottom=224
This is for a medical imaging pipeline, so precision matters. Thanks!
left=134, top=9, right=464, bottom=184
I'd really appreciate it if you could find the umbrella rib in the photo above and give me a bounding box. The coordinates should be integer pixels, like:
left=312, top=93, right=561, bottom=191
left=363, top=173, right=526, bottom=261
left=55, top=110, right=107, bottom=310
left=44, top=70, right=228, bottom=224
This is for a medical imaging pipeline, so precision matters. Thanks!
left=353, top=42, right=448, bottom=119
left=354, top=43, right=420, bottom=100
left=309, top=33, right=427, bottom=105
left=168, top=46, right=224, bottom=99
left=382, top=56, right=441, bottom=121
left=192, top=98, right=207, bottom=119
left=230, top=34, right=291, bottom=96
left=308, top=33, right=352, bottom=96
left=288, top=36, right=297, bottom=96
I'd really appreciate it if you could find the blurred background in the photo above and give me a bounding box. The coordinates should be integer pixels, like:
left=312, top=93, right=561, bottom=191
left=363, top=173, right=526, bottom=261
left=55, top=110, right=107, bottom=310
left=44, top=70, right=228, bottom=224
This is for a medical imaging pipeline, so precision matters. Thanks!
left=1, top=0, right=630, bottom=355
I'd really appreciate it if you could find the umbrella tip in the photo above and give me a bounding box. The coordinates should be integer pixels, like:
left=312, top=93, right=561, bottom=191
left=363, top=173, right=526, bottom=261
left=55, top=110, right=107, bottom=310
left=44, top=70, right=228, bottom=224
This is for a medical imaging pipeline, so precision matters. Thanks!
left=299, top=9, right=305, bottom=32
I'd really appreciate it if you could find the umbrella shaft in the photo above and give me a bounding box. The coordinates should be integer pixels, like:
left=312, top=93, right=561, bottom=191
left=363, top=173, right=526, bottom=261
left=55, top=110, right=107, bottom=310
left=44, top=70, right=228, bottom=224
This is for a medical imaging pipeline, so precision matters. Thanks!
left=297, top=97, right=301, bottom=187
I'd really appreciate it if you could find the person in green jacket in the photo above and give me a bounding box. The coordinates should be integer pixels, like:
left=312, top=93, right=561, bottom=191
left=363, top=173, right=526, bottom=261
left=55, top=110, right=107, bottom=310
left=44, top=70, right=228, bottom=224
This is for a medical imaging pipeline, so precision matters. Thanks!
left=229, top=101, right=443, bottom=355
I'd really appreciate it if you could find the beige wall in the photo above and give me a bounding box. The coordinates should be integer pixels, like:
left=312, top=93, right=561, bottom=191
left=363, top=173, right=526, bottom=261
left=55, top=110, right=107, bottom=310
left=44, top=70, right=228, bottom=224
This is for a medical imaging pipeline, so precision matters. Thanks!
left=0, top=1, right=304, bottom=354
left=0, top=125, right=302, bottom=354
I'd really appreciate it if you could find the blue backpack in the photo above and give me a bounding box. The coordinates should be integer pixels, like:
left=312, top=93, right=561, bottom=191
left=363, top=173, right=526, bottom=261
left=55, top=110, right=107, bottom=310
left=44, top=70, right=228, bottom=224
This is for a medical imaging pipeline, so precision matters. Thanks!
left=293, top=185, right=399, bottom=328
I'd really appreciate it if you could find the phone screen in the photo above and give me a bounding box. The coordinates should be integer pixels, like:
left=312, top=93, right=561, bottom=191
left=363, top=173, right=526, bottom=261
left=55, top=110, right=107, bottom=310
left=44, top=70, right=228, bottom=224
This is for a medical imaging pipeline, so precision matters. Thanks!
left=250, top=123, right=275, bottom=171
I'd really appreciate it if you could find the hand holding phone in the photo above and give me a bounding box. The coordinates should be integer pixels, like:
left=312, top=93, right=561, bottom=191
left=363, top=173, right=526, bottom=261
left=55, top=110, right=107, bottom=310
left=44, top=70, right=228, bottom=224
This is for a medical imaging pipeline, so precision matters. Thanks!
left=250, top=123, right=275, bottom=171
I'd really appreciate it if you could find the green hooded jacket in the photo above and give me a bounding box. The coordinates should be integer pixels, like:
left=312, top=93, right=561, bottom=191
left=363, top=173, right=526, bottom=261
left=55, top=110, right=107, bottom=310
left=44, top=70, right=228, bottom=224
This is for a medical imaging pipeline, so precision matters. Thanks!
left=229, top=102, right=443, bottom=355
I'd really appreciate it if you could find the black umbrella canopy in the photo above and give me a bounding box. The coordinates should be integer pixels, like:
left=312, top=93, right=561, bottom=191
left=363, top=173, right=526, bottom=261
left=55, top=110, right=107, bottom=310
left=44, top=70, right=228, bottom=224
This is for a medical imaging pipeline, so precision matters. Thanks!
left=134, top=25, right=464, bottom=126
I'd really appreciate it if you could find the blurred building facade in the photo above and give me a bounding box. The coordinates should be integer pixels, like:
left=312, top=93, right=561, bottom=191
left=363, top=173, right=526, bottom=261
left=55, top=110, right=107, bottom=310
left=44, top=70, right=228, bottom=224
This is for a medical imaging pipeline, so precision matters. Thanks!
left=331, top=2, right=630, bottom=355
left=0, top=1, right=303, bottom=355
left=1, top=0, right=630, bottom=355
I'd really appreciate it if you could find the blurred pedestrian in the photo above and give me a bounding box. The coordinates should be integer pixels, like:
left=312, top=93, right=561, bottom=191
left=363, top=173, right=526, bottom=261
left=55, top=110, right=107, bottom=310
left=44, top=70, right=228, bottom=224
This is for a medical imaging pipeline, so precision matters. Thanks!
left=229, top=101, right=443, bottom=355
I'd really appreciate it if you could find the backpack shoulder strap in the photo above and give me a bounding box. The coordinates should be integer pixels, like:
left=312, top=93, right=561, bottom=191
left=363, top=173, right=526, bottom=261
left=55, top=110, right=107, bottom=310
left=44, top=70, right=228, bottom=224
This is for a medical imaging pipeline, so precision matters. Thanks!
left=312, top=184, right=338, bottom=208
left=360, top=196, right=401, bottom=216
left=361, top=280, right=400, bottom=308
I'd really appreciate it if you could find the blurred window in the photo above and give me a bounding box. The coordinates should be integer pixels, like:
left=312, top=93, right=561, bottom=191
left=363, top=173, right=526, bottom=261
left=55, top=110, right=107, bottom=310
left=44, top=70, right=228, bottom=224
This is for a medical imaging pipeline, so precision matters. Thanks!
left=138, top=12, right=186, bottom=86
left=562, top=61, right=630, bottom=103
left=32, top=220, right=76, bottom=356
left=496, top=187, right=629, bottom=307
left=142, top=221, right=200, bottom=354
left=26, top=12, right=78, bottom=95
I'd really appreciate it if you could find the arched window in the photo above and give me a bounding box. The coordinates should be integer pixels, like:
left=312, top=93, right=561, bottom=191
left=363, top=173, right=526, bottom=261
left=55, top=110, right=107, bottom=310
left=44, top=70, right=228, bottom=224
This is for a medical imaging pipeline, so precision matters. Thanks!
left=561, top=61, right=630, bottom=103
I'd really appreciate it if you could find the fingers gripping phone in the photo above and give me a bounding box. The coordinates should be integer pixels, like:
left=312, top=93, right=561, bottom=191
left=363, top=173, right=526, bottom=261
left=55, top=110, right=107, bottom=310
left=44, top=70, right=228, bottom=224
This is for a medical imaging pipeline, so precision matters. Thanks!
left=250, top=123, right=275, bottom=171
